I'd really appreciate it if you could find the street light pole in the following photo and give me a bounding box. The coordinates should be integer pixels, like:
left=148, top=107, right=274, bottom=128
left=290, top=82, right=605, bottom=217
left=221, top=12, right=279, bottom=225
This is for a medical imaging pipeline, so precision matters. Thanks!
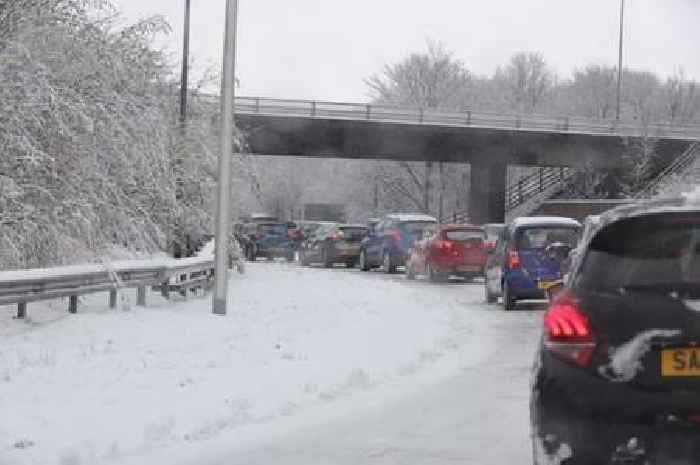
left=616, top=0, right=625, bottom=121
left=180, top=0, right=191, bottom=123
left=212, top=0, right=238, bottom=315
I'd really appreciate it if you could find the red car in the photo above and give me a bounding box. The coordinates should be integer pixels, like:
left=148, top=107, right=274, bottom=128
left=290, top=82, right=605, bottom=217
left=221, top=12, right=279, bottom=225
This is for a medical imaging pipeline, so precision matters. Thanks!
left=406, top=224, right=488, bottom=282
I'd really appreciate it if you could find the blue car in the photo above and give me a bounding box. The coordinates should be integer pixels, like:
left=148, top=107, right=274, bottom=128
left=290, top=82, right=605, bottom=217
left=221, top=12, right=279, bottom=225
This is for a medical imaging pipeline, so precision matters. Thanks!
left=243, top=222, right=296, bottom=262
left=359, top=213, right=437, bottom=273
left=484, top=216, right=581, bottom=310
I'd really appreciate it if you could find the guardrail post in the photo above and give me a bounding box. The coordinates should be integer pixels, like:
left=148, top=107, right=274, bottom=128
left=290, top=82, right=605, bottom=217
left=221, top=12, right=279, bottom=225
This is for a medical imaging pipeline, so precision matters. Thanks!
left=109, top=290, right=117, bottom=309
left=254, top=97, right=260, bottom=113
left=366, top=105, right=371, bottom=120
left=563, top=116, right=570, bottom=131
left=466, top=110, right=472, bottom=126
left=560, top=167, right=565, bottom=185
left=17, top=302, right=26, bottom=319
left=137, top=286, right=146, bottom=306
left=539, top=169, right=544, bottom=192
left=419, top=108, right=424, bottom=123
left=516, top=115, right=522, bottom=129
left=68, top=295, right=78, bottom=314
left=311, top=101, right=317, bottom=117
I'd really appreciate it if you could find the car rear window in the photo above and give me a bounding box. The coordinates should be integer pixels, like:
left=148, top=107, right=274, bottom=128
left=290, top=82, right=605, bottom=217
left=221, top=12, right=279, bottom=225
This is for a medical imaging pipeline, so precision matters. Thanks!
left=444, top=229, right=484, bottom=241
left=515, top=227, right=579, bottom=250
left=259, top=224, right=287, bottom=235
left=340, top=227, right=368, bottom=238
left=578, top=213, right=700, bottom=293
left=401, top=221, right=437, bottom=235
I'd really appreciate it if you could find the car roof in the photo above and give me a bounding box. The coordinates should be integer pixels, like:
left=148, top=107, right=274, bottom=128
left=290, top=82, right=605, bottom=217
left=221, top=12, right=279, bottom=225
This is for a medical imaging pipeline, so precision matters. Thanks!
left=385, top=213, right=438, bottom=222
left=580, top=196, right=700, bottom=240
left=511, top=216, right=582, bottom=228
left=438, top=224, right=483, bottom=230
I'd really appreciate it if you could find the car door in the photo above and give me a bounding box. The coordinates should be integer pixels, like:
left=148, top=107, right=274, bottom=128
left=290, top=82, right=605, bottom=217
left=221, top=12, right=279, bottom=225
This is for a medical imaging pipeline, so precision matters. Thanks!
left=486, top=226, right=509, bottom=296
left=414, top=227, right=435, bottom=271
left=365, top=220, right=386, bottom=264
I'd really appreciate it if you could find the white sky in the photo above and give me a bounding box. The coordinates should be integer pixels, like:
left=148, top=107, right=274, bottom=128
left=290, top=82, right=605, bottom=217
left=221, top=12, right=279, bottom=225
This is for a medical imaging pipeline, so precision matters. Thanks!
left=115, top=0, right=700, bottom=102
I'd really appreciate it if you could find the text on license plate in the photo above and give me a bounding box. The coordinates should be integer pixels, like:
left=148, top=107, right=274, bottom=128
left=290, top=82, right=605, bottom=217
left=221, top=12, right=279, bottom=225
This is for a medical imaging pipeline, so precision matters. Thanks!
left=661, top=348, right=700, bottom=377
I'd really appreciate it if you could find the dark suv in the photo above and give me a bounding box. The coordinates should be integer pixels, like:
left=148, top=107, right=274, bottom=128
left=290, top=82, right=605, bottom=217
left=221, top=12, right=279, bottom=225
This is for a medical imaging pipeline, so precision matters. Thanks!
left=531, top=198, right=700, bottom=464
left=359, top=213, right=437, bottom=273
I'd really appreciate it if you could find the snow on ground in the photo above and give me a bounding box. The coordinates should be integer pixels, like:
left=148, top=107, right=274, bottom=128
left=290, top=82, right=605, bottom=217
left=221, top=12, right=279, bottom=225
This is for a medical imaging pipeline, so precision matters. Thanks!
left=0, top=262, right=542, bottom=465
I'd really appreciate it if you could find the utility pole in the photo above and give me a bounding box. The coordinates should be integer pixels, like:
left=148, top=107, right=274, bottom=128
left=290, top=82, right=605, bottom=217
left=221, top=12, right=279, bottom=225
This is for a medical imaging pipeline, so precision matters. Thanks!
left=180, top=0, right=191, bottom=123
left=212, top=0, right=238, bottom=315
left=616, top=0, right=625, bottom=121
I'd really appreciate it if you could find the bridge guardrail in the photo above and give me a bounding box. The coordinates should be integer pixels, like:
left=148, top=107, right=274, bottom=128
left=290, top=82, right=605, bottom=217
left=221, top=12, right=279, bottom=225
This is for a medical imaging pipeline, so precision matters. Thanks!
left=224, top=95, right=700, bottom=141
left=0, top=257, right=216, bottom=319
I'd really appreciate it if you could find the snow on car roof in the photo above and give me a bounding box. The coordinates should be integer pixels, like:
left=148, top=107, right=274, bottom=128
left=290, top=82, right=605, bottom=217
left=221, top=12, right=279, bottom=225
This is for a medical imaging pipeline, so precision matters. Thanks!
left=386, top=213, right=437, bottom=222
left=512, top=216, right=581, bottom=228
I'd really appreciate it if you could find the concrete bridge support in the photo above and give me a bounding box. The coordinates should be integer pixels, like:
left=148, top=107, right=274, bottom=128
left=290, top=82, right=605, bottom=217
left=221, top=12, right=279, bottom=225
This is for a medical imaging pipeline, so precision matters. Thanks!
left=469, top=162, right=506, bottom=224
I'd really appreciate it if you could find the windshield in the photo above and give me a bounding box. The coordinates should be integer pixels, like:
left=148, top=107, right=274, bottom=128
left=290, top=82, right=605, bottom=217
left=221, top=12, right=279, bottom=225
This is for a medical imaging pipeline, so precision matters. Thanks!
left=516, top=226, right=579, bottom=250
left=3, top=1, right=697, bottom=464
left=578, top=214, right=700, bottom=294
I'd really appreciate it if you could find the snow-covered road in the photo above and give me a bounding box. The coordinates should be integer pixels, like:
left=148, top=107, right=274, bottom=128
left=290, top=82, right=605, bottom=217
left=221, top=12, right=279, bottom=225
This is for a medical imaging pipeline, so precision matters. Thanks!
left=0, top=262, right=543, bottom=465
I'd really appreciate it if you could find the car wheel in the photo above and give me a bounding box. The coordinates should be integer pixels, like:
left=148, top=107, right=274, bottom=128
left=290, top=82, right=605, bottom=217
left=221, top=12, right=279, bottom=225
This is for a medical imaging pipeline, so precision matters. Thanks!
left=322, top=248, right=333, bottom=268
left=406, top=262, right=416, bottom=280
left=383, top=251, right=397, bottom=274
left=359, top=250, right=370, bottom=271
left=503, top=281, right=517, bottom=311
left=485, top=280, right=497, bottom=303
left=427, top=264, right=445, bottom=283
left=246, top=247, right=256, bottom=262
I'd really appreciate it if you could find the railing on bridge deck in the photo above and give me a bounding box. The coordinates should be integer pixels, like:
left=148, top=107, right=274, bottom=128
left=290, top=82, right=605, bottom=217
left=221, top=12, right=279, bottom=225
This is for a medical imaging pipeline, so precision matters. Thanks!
left=225, top=96, right=700, bottom=141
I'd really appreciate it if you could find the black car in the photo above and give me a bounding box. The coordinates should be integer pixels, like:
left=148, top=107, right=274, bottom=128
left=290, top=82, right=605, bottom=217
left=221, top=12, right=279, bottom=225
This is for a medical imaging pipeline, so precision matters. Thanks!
left=531, top=198, right=700, bottom=464
left=299, top=223, right=368, bottom=268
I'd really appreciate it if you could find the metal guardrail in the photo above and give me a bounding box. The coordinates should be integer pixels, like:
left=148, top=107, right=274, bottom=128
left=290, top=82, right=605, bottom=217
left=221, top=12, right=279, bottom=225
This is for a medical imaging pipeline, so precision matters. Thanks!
left=215, top=95, right=700, bottom=141
left=0, top=257, right=215, bottom=319
left=636, top=142, right=700, bottom=199
left=442, top=167, right=576, bottom=223
left=506, top=167, right=575, bottom=211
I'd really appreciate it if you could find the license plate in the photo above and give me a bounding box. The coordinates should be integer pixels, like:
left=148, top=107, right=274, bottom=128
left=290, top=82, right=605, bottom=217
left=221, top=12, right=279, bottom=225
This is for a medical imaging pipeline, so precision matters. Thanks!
left=458, top=265, right=480, bottom=272
left=662, top=348, right=700, bottom=377
left=538, top=280, right=555, bottom=290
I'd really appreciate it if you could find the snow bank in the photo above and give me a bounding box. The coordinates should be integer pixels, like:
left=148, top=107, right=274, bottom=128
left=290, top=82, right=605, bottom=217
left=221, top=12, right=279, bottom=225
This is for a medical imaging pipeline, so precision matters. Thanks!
left=0, top=263, right=492, bottom=465
left=599, top=329, right=681, bottom=382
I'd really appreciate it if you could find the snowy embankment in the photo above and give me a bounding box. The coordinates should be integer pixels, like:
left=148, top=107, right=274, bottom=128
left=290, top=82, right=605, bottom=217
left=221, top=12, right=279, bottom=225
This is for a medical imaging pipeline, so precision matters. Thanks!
left=0, top=262, right=539, bottom=465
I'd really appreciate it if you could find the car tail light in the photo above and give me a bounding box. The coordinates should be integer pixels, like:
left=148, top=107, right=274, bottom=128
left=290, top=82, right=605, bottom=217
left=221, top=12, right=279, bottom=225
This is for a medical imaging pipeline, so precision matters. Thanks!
left=507, top=248, right=520, bottom=269
left=330, top=230, right=345, bottom=241
left=388, top=230, right=402, bottom=243
left=543, top=291, right=596, bottom=367
left=435, top=240, right=454, bottom=253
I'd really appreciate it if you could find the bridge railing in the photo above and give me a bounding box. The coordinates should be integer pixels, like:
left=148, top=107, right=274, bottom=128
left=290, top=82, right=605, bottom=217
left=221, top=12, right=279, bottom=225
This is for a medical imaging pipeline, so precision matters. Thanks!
left=0, top=257, right=215, bottom=319
left=228, top=96, right=700, bottom=141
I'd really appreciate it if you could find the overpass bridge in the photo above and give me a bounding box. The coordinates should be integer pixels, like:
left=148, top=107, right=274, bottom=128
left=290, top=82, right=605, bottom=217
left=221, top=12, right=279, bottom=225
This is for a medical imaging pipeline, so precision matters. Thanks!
left=224, top=96, right=700, bottom=223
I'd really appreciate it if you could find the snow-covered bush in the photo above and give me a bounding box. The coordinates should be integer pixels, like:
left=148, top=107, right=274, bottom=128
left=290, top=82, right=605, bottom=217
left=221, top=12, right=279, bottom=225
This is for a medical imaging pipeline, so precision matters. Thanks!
left=0, top=0, right=241, bottom=269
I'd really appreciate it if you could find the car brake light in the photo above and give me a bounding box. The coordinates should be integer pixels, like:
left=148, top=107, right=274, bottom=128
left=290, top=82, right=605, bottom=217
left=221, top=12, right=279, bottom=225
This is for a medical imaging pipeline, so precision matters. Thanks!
left=389, top=230, right=402, bottom=243
left=543, top=291, right=596, bottom=367
left=436, top=240, right=453, bottom=251
left=330, top=231, right=345, bottom=241
left=507, top=249, right=520, bottom=269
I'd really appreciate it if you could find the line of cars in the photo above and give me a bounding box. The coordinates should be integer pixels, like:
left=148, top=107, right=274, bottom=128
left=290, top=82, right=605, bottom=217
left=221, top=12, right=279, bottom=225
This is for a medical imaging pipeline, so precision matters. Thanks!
left=239, top=197, right=700, bottom=463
